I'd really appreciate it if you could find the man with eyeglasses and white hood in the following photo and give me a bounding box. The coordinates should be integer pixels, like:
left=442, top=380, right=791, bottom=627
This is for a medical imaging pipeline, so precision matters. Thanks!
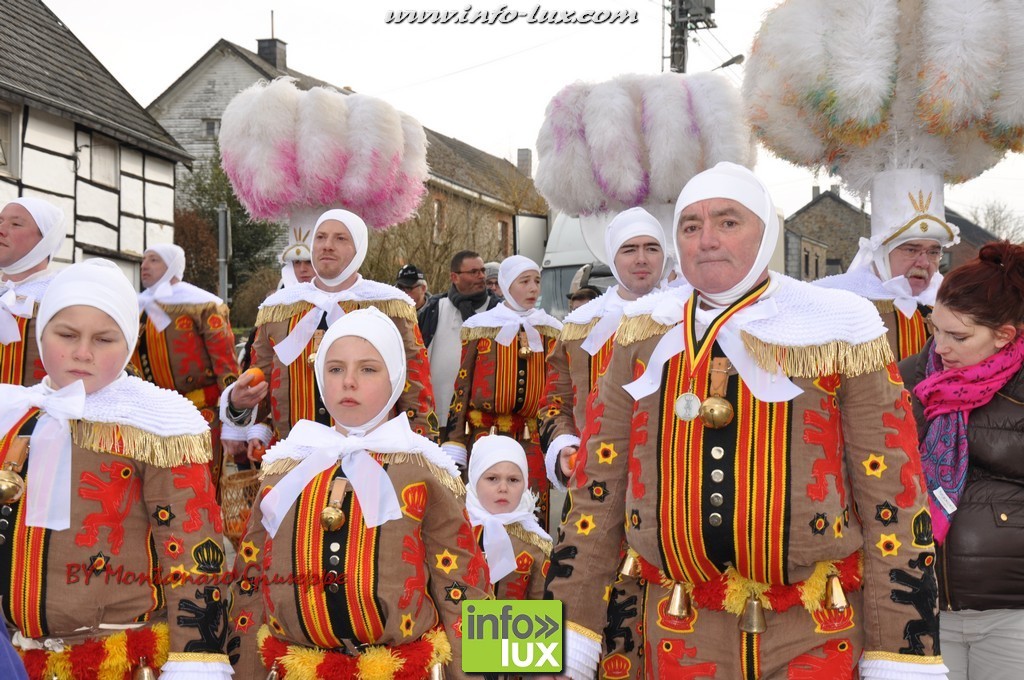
left=815, top=169, right=959, bottom=361
left=0, top=197, right=64, bottom=386
left=544, top=163, right=944, bottom=680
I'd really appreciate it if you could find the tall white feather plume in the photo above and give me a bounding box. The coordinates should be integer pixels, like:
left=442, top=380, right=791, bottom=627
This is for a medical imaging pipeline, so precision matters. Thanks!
left=534, top=82, right=606, bottom=216
left=536, top=72, right=753, bottom=219
left=219, top=79, right=428, bottom=229
left=744, top=0, right=1024, bottom=194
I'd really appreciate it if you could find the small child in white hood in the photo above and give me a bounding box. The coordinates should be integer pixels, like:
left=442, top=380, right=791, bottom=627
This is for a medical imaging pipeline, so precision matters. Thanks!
left=466, top=435, right=552, bottom=600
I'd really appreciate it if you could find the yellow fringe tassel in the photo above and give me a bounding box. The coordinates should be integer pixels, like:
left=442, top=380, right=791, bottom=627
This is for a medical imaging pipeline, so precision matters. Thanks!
left=559, top=319, right=599, bottom=342
left=37, top=623, right=169, bottom=679
left=506, top=521, right=552, bottom=555
left=357, top=646, right=404, bottom=678
left=255, top=302, right=315, bottom=326
left=615, top=315, right=672, bottom=347
left=740, top=332, right=894, bottom=379
left=424, top=627, right=453, bottom=666
left=873, top=299, right=897, bottom=315
left=461, top=325, right=560, bottom=342
left=261, top=452, right=466, bottom=497
left=72, top=421, right=211, bottom=467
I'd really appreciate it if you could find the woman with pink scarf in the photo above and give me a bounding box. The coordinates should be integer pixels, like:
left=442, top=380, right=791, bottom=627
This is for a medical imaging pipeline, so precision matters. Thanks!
left=900, top=241, right=1024, bottom=680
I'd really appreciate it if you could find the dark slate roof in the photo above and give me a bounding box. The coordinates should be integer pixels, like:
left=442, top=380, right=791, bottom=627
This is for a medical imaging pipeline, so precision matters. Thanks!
left=151, top=39, right=546, bottom=213
left=785, top=190, right=868, bottom=223
left=945, top=207, right=999, bottom=246
left=0, top=0, right=190, bottom=164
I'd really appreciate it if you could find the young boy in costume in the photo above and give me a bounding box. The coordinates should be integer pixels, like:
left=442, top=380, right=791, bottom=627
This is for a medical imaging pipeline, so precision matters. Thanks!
left=466, top=435, right=551, bottom=601
left=0, top=260, right=231, bottom=679
left=230, top=307, right=489, bottom=679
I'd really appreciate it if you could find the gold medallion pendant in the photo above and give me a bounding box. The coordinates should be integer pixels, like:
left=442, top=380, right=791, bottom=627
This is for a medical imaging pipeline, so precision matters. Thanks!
left=320, top=478, right=350, bottom=532
left=698, top=358, right=734, bottom=429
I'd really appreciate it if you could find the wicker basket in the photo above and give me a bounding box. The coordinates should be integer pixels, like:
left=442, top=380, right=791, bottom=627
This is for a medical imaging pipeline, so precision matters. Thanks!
left=221, top=469, right=260, bottom=549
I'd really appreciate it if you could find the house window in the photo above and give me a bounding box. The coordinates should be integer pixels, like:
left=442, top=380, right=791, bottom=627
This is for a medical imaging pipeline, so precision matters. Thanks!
left=0, top=107, right=20, bottom=178
left=803, top=250, right=810, bottom=279
left=91, top=134, right=119, bottom=188
left=204, top=119, right=221, bottom=138
left=498, top=219, right=510, bottom=256
left=431, top=199, right=445, bottom=244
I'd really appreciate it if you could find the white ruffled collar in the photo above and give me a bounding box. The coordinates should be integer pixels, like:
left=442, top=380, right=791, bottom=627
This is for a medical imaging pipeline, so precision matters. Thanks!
left=140, top=280, right=223, bottom=307
left=462, top=302, right=562, bottom=331
left=259, top=277, right=414, bottom=309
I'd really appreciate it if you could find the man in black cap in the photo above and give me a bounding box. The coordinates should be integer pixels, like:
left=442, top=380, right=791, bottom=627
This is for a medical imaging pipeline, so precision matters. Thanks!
left=396, top=263, right=429, bottom=311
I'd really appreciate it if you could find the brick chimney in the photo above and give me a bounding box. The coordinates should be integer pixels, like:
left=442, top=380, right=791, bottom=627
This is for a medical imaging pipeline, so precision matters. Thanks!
left=257, top=38, right=287, bottom=69
left=517, top=148, right=532, bottom=178
left=812, top=185, right=820, bottom=199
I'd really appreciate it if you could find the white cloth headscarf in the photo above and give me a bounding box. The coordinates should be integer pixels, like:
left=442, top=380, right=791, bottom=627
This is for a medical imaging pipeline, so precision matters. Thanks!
left=260, top=307, right=412, bottom=537
left=468, top=255, right=561, bottom=352
left=580, top=208, right=668, bottom=355
left=311, top=209, right=368, bottom=288
left=1, top=197, right=65, bottom=275
left=11, top=260, right=138, bottom=530
left=673, top=162, right=778, bottom=307
left=138, top=244, right=186, bottom=331
left=498, top=255, right=540, bottom=313
left=467, top=435, right=551, bottom=584
left=605, top=207, right=667, bottom=293
left=37, top=259, right=139, bottom=369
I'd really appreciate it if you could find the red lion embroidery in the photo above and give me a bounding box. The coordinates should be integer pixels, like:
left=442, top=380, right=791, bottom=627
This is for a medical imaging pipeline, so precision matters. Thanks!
left=786, top=638, right=853, bottom=679
left=398, top=526, right=427, bottom=615
left=76, top=461, right=143, bottom=555
left=172, top=465, right=224, bottom=533
left=455, top=516, right=489, bottom=588
left=657, top=639, right=717, bottom=678
left=804, top=374, right=846, bottom=506
left=885, top=389, right=926, bottom=508
left=503, top=551, right=535, bottom=601
left=628, top=409, right=648, bottom=500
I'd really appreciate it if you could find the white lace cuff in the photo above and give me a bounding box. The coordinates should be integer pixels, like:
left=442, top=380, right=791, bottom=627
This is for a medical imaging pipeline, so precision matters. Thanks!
left=219, top=383, right=256, bottom=427
left=545, top=434, right=580, bottom=491
left=246, top=423, right=273, bottom=445
left=441, top=442, right=467, bottom=468
left=220, top=420, right=246, bottom=442
left=859, top=656, right=948, bottom=679
left=564, top=626, right=602, bottom=680
left=158, top=659, right=234, bottom=679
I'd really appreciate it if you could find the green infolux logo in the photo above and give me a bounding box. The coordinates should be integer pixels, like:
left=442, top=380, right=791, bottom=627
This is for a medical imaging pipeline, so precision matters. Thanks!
left=461, top=600, right=562, bottom=672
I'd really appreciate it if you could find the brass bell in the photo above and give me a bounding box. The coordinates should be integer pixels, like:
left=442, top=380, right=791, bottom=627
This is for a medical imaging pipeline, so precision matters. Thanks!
left=618, top=550, right=641, bottom=579
left=429, top=662, right=446, bottom=680
left=320, top=500, right=346, bottom=532
left=738, top=595, right=766, bottom=634
left=0, top=468, right=25, bottom=504
left=666, top=582, right=690, bottom=619
left=825, top=574, right=848, bottom=611
left=265, top=664, right=281, bottom=680
left=133, top=657, right=157, bottom=680
left=698, top=396, right=734, bottom=429
left=307, top=351, right=317, bottom=365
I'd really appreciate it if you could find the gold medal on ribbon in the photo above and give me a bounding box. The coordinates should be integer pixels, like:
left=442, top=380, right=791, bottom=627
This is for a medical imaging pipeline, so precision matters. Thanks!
left=673, top=380, right=702, bottom=422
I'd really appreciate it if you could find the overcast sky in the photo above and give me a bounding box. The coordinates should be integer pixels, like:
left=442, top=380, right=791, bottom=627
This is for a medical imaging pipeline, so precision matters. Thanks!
left=44, top=0, right=1024, bottom=223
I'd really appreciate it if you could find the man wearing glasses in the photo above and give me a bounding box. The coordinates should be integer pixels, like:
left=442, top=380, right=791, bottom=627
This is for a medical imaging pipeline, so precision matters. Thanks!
left=418, top=250, right=499, bottom=427
left=816, top=169, right=959, bottom=360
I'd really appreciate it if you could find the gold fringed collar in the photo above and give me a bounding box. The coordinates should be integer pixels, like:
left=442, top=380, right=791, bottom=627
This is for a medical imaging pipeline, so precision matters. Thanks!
left=72, top=421, right=211, bottom=468
left=615, top=314, right=673, bottom=347
left=559, top=318, right=599, bottom=343
left=507, top=522, right=552, bottom=555
left=740, top=332, right=894, bottom=379
left=260, top=451, right=465, bottom=497
left=255, top=299, right=416, bottom=327
left=461, top=325, right=560, bottom=342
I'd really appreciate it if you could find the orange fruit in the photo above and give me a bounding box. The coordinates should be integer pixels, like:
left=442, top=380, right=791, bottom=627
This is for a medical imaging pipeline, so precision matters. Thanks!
left=242, top=367, right=265, bottom=386
left=250, top=442, right=266, bottom=462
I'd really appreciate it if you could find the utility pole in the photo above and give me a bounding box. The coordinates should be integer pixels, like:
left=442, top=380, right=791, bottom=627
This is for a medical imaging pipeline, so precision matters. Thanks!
left=666, top=0, right=717, bottom=73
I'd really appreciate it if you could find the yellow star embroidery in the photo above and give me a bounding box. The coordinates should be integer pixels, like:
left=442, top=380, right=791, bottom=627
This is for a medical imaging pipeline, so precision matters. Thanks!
left=575, top=514, right=596, bottom=536
left=863, top=453, right=887, bottom=478
left=169, top=564, right=189, bottom=589
left=435, top=549, right=459, bottom=574
left=833, top=516, right=843, bottom=538
left=877, top=533, right=902, bottom=557
left=239, top=540, right=260, bottom=564
left=400, top=613, right=415, bottom=638
left=603, top=585, right=612, bottom=602
left=596, top=442, right=618, bottom=464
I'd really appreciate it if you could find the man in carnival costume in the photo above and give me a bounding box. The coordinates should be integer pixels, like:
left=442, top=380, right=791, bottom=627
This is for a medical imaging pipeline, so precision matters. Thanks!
left=224, top=208, right=438, bottom=455
left=815, top=169, right=959, bottom=361
left=538, top=206, right=667, bottom=491
left=545, top=163, right=944, bottom=679
left=0, top=197, right=64, bottom=386
left=279, top=224, right=315, bottom=289
left=132, top=244, right=240, bottom=487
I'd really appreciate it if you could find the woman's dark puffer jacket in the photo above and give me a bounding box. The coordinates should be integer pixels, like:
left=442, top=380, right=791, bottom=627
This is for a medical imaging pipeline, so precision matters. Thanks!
left=901, top=341, right=1024, bottom=611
